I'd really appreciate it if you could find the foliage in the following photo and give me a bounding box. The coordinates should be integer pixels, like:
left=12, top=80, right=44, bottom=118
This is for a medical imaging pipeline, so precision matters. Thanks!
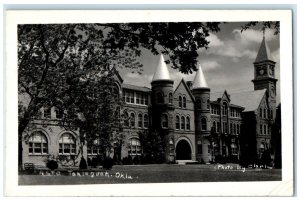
left=47, top=160, right=58, bottom=170
left=138, top=130, right=166, bottom=164
left=241, top=21, right=280, bottom=35
left=102, top=157, right=114, bottom=170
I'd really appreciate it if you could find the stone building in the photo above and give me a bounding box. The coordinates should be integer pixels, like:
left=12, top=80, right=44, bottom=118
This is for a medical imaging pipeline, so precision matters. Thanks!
left=21, top=36, right=278, bottom=167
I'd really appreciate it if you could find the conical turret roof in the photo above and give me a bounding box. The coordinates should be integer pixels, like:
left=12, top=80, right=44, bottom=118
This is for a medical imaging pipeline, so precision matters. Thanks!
left=192, top=63, right=209, bottom=89
left=255, top=35, right=272, bottom=63
left=152, top=54, right=172, bottom=82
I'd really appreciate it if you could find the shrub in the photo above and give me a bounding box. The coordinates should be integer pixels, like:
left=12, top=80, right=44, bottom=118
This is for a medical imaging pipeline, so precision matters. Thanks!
left=47, top=160, right=58, bottom=170
left=79, top=157, right=88, bottom=169
left=102, top=157, right=114, bottom=170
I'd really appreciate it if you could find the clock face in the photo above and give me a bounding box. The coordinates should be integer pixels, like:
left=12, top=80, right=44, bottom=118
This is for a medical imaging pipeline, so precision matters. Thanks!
left=259, top=69, right=265, bottom=75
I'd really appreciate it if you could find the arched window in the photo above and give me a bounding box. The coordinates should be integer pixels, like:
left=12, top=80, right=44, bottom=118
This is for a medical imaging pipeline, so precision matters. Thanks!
left=128, top=138, right=142, bottom=156
left=157, top=92, right=164, bottom=104
left=130, top=113, right=135, bottom=128
left=264, top=109, right=267, bottom=119
left=222, top=102, right=228, bottom=116
left=143, top=114, right=149, bottom=128
left=230, top=123, right=233, bottom=134
left=138, top=113, right=143, bottom=128
left=181, top=116, right=185, bottom=130
left=207, top=99, right=210, bottom=109
left=44, top=107, right=51, bottom=119
left=183, top=96, right=186, bottom=108
left=123, top=111, right=129, bottom=127
left=186, top=116, right=190, bottom=130
left=169, top=93, right=173, bottom=104
left=175, top=115, right=180, bottom=130
left=55, top=107, right=64, bottom=119
left=179, top=96, right=182, bottom=108
left=201, top=118, right=207, bottom=131
left=161, top=114, right=168, bottom=128
left=28, top=132, right=48, bottom=155
left=59, top=133, right=76, bottom=155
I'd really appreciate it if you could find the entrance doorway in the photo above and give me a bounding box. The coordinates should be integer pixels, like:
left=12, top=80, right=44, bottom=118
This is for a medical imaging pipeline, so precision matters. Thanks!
left=176, top=140, right=192, bottom=160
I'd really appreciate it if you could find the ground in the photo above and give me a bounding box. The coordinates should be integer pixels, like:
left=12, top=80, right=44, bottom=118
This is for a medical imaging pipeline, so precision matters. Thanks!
left=19, top=164, right=282, bottom=185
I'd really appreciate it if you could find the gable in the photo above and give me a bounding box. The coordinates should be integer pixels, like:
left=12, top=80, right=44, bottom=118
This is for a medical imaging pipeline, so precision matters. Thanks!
left=173, top=79, right=195, bottom=102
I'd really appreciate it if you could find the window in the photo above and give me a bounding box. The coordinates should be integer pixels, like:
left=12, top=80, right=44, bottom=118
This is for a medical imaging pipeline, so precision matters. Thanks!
left=212, top=121, right=216, bottom=132
left=233, top=124, right=236, bottom=134
left=130, top=113, right=135, bottom=128
left=201, top=118, right=207, bottom=131
left=264, top=108, right=267, bottom=119
left=169, top=93, right=173, bottom=104
left=124, top=90, right=134, bottom=104
left=217, top=122, right=220, bottom=133
left=237, top=124, right=240, bottom=134
left=136, top=92, right=141, bottom=104
left=161, top=114, right=168, bottom=128
left=231, top=143, right=238, bottom=155
left=222, top=103, right=227, bottom=116
left=55, top=107, right=64, bottom=119
left=181, top=116, right=185, bottom=130
left=128, top=138, right=142, bottom=156
left=44, top=107, right=51, bottom=119
left=207, top=99, right=210, bottom=109
left=179, top=96, right=182, bottom=108
left=186, top=116, right=190, bottom=130
left=175, top=115, right=180, bottom=130
left=270, top=109, right=273, bottom=119
left=87, top=140, right=101, bottom=155
left=183, top=97, right=186, bottom=108
left=59, top=133, right=76, bottom=155
left=157, top=92, right=164, bottom=104
left=28, top=132, right=48, bottom=155
left=197, top=140, right=202, bottom=154
left=143, top=114, right=149, bottom=128
left=196, top=99, right=201, bottom=109
left=264, top=124, right=267, bottom=135
left=260, top=124, right=263, bottom=134
left=230, top=123, right=233, bottom=134
left=138, top=114, right=143, bottom=128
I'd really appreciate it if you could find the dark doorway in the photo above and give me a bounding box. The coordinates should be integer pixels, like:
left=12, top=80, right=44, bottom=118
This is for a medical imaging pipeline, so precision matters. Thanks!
left=176, top=140, right=192, bottom=160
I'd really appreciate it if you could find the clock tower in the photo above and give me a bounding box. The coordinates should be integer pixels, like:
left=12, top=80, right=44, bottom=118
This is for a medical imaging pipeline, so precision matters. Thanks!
left=252, top=35, right=277, bottom=105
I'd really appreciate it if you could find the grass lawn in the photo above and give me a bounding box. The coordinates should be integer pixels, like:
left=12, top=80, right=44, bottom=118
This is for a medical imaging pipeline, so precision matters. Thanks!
left=19, top=164, right=282, bottom=185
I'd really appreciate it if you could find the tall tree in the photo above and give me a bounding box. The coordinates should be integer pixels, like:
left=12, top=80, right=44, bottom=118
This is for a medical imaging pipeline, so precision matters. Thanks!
left=18, top=22, right=223, bottom=168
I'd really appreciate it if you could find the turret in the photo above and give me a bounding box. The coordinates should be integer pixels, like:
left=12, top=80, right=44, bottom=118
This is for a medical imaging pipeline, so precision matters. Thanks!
left=151, top=54, right=174, bottom=130
left=191, top=63, right=211, bottom=162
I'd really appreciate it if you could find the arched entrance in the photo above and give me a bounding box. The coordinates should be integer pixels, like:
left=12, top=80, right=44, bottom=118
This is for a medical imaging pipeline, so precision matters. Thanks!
left=176, top=140, right=192, bottom=160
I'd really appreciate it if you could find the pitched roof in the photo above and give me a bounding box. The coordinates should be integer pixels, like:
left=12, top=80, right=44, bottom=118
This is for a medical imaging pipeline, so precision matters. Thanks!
left=255, top=36, right=273, bottom=63
left=152, top=54, right=172, bottom=82
left=192, top=63, right=209, bottom=89
left=211, top=89, right=266, bottom=112
left=122, top=83, right=151, bottom=93
left=230, top=89, right=266, bottom=112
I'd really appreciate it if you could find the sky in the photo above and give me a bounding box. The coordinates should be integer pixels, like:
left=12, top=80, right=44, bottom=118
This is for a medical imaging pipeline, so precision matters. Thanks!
left=118, top=22, right=280, bottom=104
